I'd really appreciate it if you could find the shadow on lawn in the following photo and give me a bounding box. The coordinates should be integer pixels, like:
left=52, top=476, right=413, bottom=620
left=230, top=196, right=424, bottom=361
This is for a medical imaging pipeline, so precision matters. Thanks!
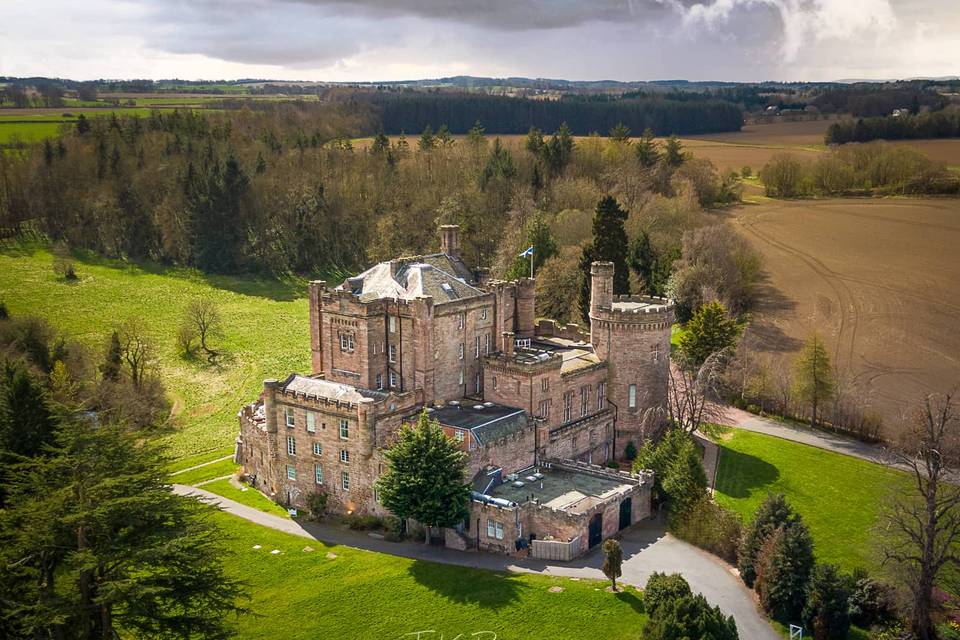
left=614, top=589, right=645, bottom=615
left=716, top=447, right=779, bottom=498
left=407, top=560, right=522, bottom=609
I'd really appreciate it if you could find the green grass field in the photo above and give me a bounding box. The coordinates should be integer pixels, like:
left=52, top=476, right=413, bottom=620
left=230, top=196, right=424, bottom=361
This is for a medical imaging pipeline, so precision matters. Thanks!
left=203, top=478, right=292, bottom=518
left=0, top=245, right=312, bottom=461
left=170, top=458, right=240, bottom=485
left=714, top=429, right=909, bottom=572
left=213, top=510, right=646, bottom=639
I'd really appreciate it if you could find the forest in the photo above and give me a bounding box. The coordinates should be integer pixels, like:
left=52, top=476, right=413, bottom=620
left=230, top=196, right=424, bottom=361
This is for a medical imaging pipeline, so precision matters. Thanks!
left=825, top=109, right=960, bottom=144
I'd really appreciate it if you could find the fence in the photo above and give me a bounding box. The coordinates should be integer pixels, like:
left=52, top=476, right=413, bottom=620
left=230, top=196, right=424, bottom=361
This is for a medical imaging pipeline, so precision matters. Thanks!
left=531, top=535, right=582, bottom=562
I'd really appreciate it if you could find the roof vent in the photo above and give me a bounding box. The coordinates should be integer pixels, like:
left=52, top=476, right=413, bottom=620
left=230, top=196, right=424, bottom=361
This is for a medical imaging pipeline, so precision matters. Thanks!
left=449, top=400, right=460, bottom=406
left=473, top=404, right=484, bottom=410
left=512, top=481, right=525, bottom=488
left=483, top=401, right=494, bottom=407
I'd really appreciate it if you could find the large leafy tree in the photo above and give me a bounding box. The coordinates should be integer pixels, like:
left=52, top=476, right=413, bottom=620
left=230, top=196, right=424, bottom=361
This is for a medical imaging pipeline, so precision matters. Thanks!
left=0, top=415, right=245, bottom=639
left=377, top=410, right=470, bottom=544
left=578, top=195, right=631, bottom=321
left=678, top=301, right=741, bottom=370
left=793, top=333, right=835, bottom=426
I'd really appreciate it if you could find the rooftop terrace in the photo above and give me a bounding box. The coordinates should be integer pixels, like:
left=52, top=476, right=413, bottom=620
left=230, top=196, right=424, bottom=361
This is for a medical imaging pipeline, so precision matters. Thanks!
left=509, top=336, right=603, bottom=375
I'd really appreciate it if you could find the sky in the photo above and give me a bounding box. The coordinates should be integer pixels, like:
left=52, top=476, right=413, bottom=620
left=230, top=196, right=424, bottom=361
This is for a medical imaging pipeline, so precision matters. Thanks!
left=0, top=0, right=958, bottom=83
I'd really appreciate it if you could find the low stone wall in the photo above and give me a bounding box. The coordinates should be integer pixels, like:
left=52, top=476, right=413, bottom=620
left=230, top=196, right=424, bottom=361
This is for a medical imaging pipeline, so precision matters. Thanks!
left=531, top=536, right=582, bottom=561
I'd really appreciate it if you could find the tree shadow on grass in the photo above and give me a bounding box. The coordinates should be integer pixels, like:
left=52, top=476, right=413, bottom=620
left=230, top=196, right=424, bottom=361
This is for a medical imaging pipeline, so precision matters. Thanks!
left=614, top=589, right=645, bottom=615
left=407, top=559, right=523, bottom=610
left=715, top=447, right=780, bottom=499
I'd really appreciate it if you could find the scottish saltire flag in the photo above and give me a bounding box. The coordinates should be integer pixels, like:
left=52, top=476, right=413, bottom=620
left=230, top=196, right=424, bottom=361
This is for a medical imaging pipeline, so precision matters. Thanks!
left=519, top=246, right=534, bottom=258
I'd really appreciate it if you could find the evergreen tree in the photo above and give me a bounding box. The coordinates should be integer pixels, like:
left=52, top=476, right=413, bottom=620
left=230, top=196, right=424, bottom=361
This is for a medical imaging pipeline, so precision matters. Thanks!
left=75, top=113, right=90, bottom=135
left=738, top=493, right=795, bottom=587
left=642, top=573, right=739, bottom=640
left=636, top=128, right=660, bottom=167
left=370, top=131, right=390, bottom=155
left=0, top=415, right=245, bottom=639
left=678, top=301, right=741, bottom=370
left=376, top=411, right=470, bottom=544
left=633, top=429, right=707, bottom=517
left=505, top=214, right=558, bottom=280
left=43, top=140, right=54, bottom=167
left=609, top=122, right=631, bottom=144
left=100, top=330, right=122, bottom=382
left=418, top=125, right=435, bottom=151
left=664, top=135, right=685, bottom=167
left=793, top=333, right=835, bottom=426
left=466, top=120, right=486, bottom=147
left=578, top=196, right=630, bottom=321
left=479, top=138, right=516, bottom=189
left=602, top=539, right=623, bottom=590
left=802, top=564, right=852, bottom=640
left=755, top=519, right=815, bottom=623
left=0, top=361, right=57, bottom=505
left=525, top=127, right=545, bottom=156
left=254, top=151, right=267, bottom=174
left=435, top=124, right=454, bottom=147
left=0, top=301, right=8, bottom=320
left=628, top=230, right=657, bottom=294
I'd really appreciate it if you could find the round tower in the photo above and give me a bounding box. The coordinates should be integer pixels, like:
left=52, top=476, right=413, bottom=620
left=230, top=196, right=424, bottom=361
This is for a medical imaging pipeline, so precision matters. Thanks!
left=588, top=262, right=675, bottom=457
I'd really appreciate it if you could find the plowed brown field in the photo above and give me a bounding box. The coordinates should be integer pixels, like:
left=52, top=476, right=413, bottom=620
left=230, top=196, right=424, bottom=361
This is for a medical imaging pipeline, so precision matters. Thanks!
left=731, top=198, right=960, bottom=429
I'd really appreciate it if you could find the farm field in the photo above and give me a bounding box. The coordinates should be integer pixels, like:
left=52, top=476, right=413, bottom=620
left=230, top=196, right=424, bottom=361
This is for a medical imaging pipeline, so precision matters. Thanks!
left=209, top=510, right=648, bottom=640
left=714, top=429, right=908, bottom=572
left=0, top=245, right=313, bottom=462
left=731, top=198, right=960, bottom=430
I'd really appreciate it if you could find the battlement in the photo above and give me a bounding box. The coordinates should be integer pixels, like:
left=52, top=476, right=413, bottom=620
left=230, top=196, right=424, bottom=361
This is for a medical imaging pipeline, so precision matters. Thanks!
left=592, top=295, right=675, bottom=326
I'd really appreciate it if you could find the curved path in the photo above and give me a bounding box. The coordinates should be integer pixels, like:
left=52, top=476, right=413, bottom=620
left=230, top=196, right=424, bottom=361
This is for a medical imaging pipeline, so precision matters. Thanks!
left=175, top=484, right=779, bottom=640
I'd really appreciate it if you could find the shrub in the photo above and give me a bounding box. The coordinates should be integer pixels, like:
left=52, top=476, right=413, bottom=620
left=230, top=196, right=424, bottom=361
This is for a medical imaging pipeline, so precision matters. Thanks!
left=670, top=496, right=742, bottom=564
left=847, top=569, right=896, bottom=628
left=741, top=166, right=752, bottom=178
left=0, top=301, right=8, bottom=320
left=606, top=460, right=621, bottom=470
left=383, top=516, right=405, bottom=542
left=345, top=513, right=384, bottom=531
left=634, top=429, right=707, bottom=517
left=624, top=440, right=638, bottom=461
left=802, top=563, right=852, bottom=640
left=52, top=256, right=77, bottom=281
left=304, top=490, right=328, bottom=521
left=642, top=573, right=739, bottom=640
left=738, top=493, right=794, bottom=587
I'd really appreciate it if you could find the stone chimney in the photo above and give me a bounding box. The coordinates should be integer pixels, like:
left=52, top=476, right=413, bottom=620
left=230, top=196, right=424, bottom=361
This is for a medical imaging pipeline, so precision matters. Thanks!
left=440, top=224, right=460, bottom=258
left=502, top=331, right=515, bottom=358
left=590, top=261, right=615, bottom=319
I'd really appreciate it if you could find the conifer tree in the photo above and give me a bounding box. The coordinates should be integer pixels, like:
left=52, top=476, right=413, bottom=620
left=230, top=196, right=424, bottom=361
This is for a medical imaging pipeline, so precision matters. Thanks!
left=602, top=539, right=623, bottom=590
left=802, top=563, right=852, bottom=640
left=578, top=196, right=630, bottom=320
left=665, top=135, right=685, bottom=167
left=100, top=330, right=122, bottom=382
left=0, top=361, right=57, bottom=505
left=376, top=410, right=470, bottom=544
left=738, top=493, right=795, bottom=587
left=609, top=122, right=631, bottom=144
left=418, top=125, right=435, bottom=151
left=793, top=333, right=835, bottom=426
left=755, top=519, right=815, bottom=623
left=628, top=230, right=657, bottom=293
left=467, top=120, right=486, bottom=148
left=678, top=301, right=741, bottom=370
left=636, top=128, right=660, bottom=167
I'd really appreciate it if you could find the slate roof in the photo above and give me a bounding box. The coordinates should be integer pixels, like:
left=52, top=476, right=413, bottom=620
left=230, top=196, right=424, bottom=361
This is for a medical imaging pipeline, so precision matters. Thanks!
left=427, top=402, right=529, bottom=446
left=345, top=253, right=484, bottom=302
left=280, top=374, right=388, bottom=403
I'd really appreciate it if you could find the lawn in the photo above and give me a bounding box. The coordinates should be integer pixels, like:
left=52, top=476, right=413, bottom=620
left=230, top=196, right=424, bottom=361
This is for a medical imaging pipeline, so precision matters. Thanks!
left=0, top=245, right=313, bottom=461
left=170, top=458, right=240, bottom=486
left=714, top=429, right=910, bottom=572
left=202, top=478, right=292, bottom=518
left=212, top=510, right=647, bottom=639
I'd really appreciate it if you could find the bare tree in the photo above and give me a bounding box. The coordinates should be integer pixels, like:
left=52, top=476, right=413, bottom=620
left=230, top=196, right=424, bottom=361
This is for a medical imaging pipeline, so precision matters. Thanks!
left=668, top=350, right=730, bottom=434
left=179, top=298, right=224, bottom=362
left=116, top=319, right=155, bottom=389
left=881, top=390, right=960, bottom=640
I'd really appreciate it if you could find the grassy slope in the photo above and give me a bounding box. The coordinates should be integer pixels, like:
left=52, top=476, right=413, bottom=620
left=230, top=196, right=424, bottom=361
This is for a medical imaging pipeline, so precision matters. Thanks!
left=203, top=479, right=292, bottom=518
left=714, top=429, right=909, bottom=572
left=214, top=510, right=646, bottom=640
left=0, top=246, right=312, bottom=461
left=170, top=458, right=240, bottom=486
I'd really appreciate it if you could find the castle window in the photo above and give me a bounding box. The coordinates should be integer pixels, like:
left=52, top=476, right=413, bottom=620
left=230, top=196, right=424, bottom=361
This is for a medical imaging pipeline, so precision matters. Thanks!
left=340, top=333, right=355, bottom=352
left=376, top=373, right=383, bottom=390
left=476, top=371, right=481, bottom=393
left=459, top=369, right=464, bottom=385
left=389, top=344, right=397, bottom=363
left=389, top=315, right=397, bottom=333
left=315, top=464, right=323, bottom=484
left=486, top=518, right=504, bottom=539
left=480, top=308, right=487, bottom=320
left=538, top=399, right=550, bottom=420
left=650, top=343, right=661, bottom=363
left=628, top=384, right=637, bottom=409
left=286, top=465, right=296, bottom=480
left=389, top=371, right=398, bottom=388
left=458, top=312, right=465, bottom=330
left=484, top=334, right=490, bottom=354
left=341, top=471, right=350, bottom=491
left=580, top=386, right=590, bottom=417
left=287, top=436, right=296, bottom=456
left=563, top=392, right=573, bottom=422
left=455, top=429, right=465, bottom=442
left=492, top=376, right=498, bottom=390
left=474, top=336, right=480, bottom=358
left=541, top=378, right=549, bottom=392
left=340, top=449, right=350, bottom=463
left=458, top=343, right=464, bottom=360
left=339, top=419, right=349, bottom=439
left=312, top=441, right=322, bottom=456
left=306, top=412, right=316, bottom=433
left=597, top=382, right=606, bottom=411
left=285, top=407, right=295, bottom=428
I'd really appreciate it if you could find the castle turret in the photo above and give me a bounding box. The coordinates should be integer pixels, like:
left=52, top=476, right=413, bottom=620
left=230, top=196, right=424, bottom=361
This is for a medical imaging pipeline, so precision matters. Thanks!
left=587, top=262, right=674, bottom=456
left=308, top=280, right=325, bottom=375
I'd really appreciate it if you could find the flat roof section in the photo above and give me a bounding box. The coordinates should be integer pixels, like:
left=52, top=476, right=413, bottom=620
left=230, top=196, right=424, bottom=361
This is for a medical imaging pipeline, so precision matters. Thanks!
left=423, top=401, right=529, bottom=446
left=488, top=466, right=633, bottom=514
left=610, top=299, right=671, bottom=312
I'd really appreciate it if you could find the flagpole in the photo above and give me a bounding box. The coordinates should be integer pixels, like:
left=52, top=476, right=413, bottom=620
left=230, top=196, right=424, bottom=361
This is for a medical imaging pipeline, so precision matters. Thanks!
left=529, top=249, right=534, bottom=279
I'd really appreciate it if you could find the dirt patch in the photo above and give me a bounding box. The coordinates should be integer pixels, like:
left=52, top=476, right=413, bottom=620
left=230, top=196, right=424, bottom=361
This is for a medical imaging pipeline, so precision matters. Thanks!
left=731, top=198, right=960, bottom=432
left=687, top=119, right=833, bottom=147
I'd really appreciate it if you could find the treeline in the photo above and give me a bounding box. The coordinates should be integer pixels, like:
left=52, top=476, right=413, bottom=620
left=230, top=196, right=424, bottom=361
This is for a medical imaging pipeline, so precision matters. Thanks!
left=825, top=109, right=960, bottom=144
left=0, top=103, right=740, bottom=278
left=812, top=86, right=946, bottom=117
left=351, top=91, right=744, bottom=136
left=759, top=144, right=960, bottom=197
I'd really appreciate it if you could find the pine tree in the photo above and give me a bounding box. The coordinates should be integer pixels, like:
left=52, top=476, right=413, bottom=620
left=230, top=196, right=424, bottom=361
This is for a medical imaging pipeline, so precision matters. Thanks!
left=755, top=519, right=815, bottom=623
left=479, top=138, right=516, bottom=189
left=418, top=125, right=435, bottom=151
left=738, top=493, right=795, bottom=587
left=0, top=415, right=245, bottom=638
left=633, top=429, right=707, bottom=517
left=628, top=230, right=657, bottom=294
left=505, top=214, right=557, bottom=280
left=609, top=122, right=631, bottom=144
left=665, top=135, right=685, bottom=167
left=579, top=196, right=631, bottom=320
left=642, top=573, right=739, bottom=640
left=100, top=330, right=122, bottom=382
left=75, top=113, right=90, bottom=135
left=678, top=301, right=741, bottom=370
left=793, top=333, right=835, bottom=426
left=376, top=411, right=470, bottom=544
left=370, top=131, right=390, bottom=155
left=467, top=120, right=486, bottom=147
left=802, top=563, right=852, bottom=640
left=435, top=124, right=454, bottom=147
left=0, top=361, right=57, bottom=505
left=636, top=128, right=660, bottom=168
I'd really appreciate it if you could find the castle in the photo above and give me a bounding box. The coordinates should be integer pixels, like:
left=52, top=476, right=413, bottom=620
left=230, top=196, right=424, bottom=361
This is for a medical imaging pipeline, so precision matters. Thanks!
left=237, top=225, right=674, bottom=558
